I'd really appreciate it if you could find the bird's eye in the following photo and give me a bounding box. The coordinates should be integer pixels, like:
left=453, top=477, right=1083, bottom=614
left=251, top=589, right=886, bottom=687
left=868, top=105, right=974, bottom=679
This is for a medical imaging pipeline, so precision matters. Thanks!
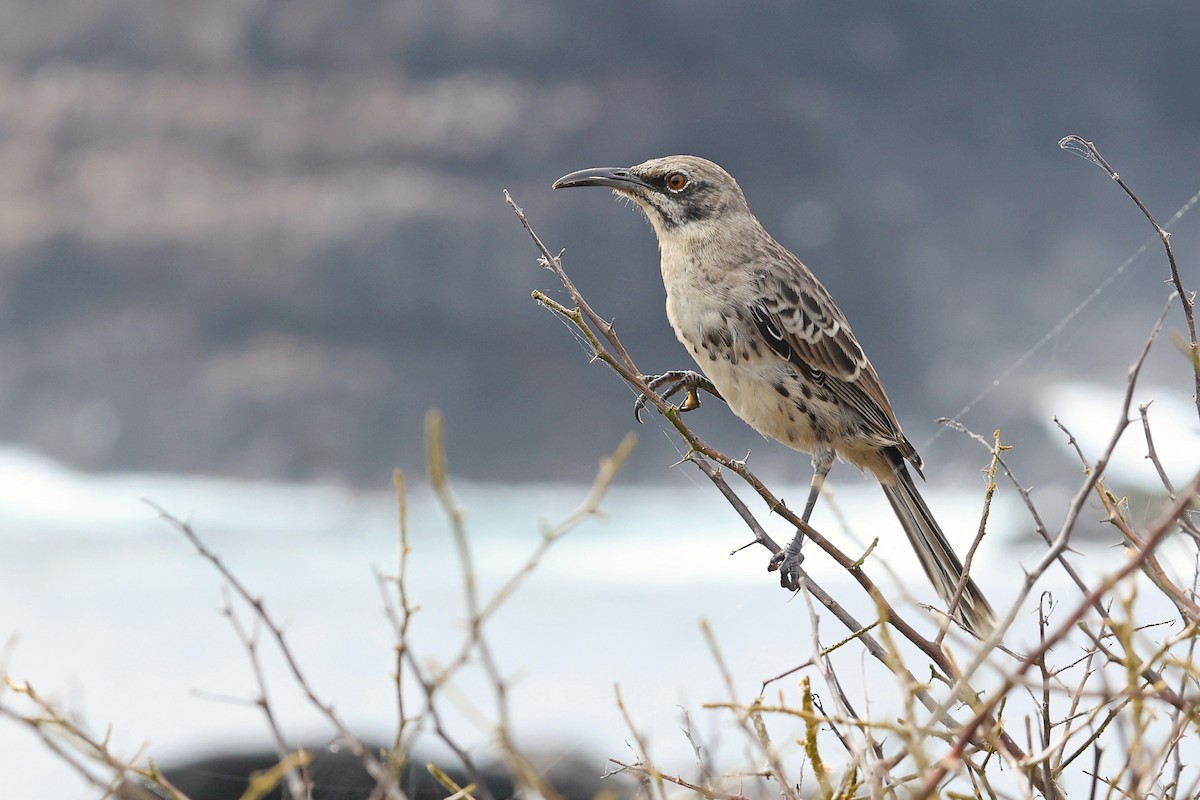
left=665, top=172, right=689, bottom=192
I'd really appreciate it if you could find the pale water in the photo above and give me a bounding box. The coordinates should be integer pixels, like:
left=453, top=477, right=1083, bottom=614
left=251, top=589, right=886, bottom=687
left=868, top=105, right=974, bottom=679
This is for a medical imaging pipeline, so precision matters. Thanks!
left=3, top=379, right=1197, bottom=798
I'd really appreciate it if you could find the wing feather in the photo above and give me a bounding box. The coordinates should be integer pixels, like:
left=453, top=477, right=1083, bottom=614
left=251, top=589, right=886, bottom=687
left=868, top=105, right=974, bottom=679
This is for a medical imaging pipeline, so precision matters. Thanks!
left=746, top=248, right=921, bottom=468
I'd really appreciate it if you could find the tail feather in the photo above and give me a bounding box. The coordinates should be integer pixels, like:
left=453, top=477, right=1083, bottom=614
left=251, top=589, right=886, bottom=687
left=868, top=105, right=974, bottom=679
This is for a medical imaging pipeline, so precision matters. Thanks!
left=879, top=460, right=996, bottom=638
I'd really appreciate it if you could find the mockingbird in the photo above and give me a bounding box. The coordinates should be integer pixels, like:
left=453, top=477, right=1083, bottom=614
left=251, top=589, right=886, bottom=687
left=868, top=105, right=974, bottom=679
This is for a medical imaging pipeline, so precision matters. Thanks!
left=553, top=155, right=996, bottom=637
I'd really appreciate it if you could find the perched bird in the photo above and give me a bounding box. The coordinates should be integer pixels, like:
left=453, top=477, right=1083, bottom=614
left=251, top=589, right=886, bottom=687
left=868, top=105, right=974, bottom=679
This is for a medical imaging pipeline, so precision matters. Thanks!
left=553, top=156, right=995, bottom=637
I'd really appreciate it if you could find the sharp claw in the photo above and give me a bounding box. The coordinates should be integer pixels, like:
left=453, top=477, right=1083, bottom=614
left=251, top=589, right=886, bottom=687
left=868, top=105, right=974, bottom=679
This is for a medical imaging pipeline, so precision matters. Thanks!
left=633, top=394, right=648, bottom=424
left=769, top=533, right=806, bottom=591
left=631, top=370, right=721, bottom=422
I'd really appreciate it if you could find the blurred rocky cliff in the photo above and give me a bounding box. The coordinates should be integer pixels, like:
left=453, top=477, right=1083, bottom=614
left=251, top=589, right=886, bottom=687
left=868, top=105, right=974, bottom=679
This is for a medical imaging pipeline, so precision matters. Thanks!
left=0, top=1, right=1197, bottom=485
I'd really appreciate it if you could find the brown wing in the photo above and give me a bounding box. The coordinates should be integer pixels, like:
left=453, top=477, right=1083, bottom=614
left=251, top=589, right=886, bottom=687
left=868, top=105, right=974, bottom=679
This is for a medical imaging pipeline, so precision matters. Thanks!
left=747, top=259, right=922, bottom=471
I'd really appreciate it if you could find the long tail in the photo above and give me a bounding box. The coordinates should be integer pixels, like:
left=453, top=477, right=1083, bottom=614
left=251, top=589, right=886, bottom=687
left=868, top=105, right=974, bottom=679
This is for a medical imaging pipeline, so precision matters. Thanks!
left=879, top=457, right=996, bottom=638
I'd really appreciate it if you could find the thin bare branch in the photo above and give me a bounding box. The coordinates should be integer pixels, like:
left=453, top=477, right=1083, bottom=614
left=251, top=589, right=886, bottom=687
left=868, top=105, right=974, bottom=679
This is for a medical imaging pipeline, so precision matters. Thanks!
left=915, top=467, right=1200, bottom=799
left=144, top=501, right=403, bottom=799
left=1059, top=135, right=1200, bottom=420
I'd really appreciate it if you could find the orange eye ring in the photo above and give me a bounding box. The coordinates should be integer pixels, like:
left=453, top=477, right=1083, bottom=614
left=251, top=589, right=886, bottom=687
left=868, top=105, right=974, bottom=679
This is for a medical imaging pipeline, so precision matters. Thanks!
left=665, top=172, right=689, bottom=192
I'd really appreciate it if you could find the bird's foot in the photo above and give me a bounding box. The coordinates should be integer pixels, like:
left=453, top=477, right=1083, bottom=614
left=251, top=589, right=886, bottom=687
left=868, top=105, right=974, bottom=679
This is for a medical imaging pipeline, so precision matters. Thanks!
left=633, top=370, right=723, bottom=423
left=768, top=531, right=805, bottom=590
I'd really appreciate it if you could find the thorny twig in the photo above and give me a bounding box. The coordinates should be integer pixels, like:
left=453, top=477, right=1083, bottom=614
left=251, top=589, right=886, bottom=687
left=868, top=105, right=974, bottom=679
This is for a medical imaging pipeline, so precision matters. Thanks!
left=0, top=677, right=188, bottom=799
left=223, top=592, right=313, bottom=800
left=942, top=414, right=1192, bottom=716
left=914, top=467, right=1200, bottom=799
left=145, top=501, right=405, bottom=800
left=1139, top=402, right=1200, bottom=542
left=1059, top=135, right=1200, bottom=421
left=1055, top=412, right=1200, bottom=624
left=690, top=455, right=969, bottom=740
left=406, top=411, right=635, bottom=800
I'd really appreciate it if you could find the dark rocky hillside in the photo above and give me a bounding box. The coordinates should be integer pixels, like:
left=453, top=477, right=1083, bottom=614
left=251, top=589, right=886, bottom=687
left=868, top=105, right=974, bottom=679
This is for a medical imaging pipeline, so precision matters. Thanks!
left=0, top=1, right=1197, bottom=484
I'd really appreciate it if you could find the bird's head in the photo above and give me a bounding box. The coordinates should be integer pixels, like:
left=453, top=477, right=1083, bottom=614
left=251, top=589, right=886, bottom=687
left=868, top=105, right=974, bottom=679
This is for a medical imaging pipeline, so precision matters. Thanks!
left=553, top=155, right=751, bottom=239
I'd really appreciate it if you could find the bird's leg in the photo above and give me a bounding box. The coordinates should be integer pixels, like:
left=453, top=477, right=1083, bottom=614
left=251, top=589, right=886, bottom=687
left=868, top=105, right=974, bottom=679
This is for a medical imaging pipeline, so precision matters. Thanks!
left=800, top=448, right=835, bottom=524
left=633, top=370, right=724, bottom=423
left=769, top=449, right=834, bottom=590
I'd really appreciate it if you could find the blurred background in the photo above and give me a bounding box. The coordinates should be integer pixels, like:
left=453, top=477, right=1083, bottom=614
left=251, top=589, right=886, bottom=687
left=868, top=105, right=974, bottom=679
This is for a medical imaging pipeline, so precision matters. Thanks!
left=0, top=0, right=1197, bottom=487
left=4, top=1, right=1200, bottom=796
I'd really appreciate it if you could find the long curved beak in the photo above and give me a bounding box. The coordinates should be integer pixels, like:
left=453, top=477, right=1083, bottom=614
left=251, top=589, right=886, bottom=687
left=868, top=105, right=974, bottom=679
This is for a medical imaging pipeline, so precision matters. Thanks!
left=552, top=166, right=648, bottom=191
